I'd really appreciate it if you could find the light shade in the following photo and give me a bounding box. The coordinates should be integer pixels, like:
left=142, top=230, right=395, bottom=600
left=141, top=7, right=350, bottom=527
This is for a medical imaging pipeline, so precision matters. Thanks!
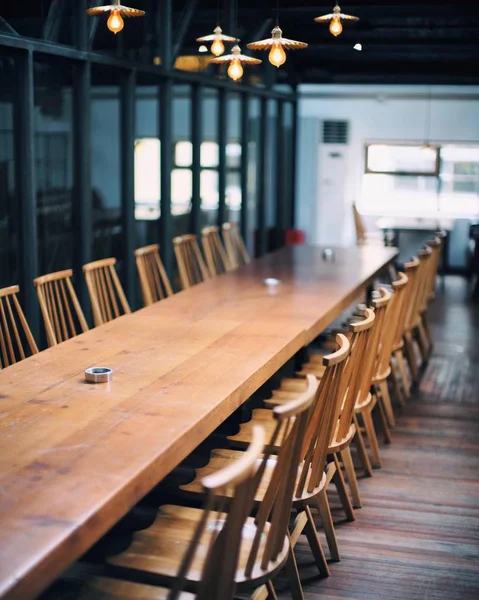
left=314, top=4, right=359, bottom=34
left=211, top=45, right=262, bottom=81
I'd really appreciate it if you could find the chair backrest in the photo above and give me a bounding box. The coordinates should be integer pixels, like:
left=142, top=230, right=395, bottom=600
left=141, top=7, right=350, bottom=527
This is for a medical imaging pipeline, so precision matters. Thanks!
left=173, top=234, right=210, bottom=290
left=398, top=256, right=420, bottom=346
left=375, top=272, right=409, bottom=377
left=297, top=334, right=351, bottom=496
left=405, top=247, right=432, bottom=330
left=202, top=226, right=232, bottom=277
left=222, top=222, right=250, bottom=270
left=34, top=270, right=89, bottom=347
left=135, top=244, right=173, bottom=306
left=352, top=202, right=367, bottom=245
left=246, top=375, right=318, bottom=576
left=334, top=308, right=376, bottom=443
left=356, top=287, right=392, bottom=402
left=82, top=258, right=131, bottom=327
left=0, top=285, right=38, bottom=369
left=169, top=426, right=266, bottom=600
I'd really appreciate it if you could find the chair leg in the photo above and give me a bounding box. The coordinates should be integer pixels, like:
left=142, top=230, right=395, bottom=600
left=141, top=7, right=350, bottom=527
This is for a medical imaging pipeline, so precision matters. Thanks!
left=317, top=489, right=340, bottom=561
left=266, top=580, right=279, bottom=600
left=332, top=454, right=355, bottom=522
left=390, top=364, right=406, bottom=407
left=361, top=408, right=382, bottom=468
left=353, top=414, right=373, bottom=477
left=377, top=380, right=396, bottom=428
left=285, top=535, right=305, bottom=600
left=340, top=446, right=362, bottom=509
left=376, top=396, right=392, bottom=444
left=394, top=349, right=411, bottom=397
left=422, top=312, right=434, bottom=355
left=404, top=332, right=419, bottom=384
left=416, top=322, right=430, bottom=363
left=304, top=505, right=330, bottom=577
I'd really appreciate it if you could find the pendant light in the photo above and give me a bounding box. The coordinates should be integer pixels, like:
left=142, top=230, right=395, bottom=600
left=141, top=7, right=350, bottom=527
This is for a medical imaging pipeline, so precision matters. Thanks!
left=314, top=4, right=359, bottom=37
left=422, top=88, right=435, bottom=155
left=196, top=0, right=237, bottom=57
left=211, top=44, right=262, bottom=81
left=210, top=0, right=261, bottom=81
left=86, top=0, right=145, bottom=35
left=247, top=1, right=307, bottom=68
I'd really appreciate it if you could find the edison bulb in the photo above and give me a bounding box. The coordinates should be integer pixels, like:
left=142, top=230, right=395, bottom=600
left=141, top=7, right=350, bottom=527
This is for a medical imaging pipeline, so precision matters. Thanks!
left=329, top=17, right=343, bottom=36
left=211, top=38, right=225, bottom=57
left=269, top=43, right=286, bottom=68
left=107, top=9, right=124, bottom=34
left=227, top=59, right=243, bottom=81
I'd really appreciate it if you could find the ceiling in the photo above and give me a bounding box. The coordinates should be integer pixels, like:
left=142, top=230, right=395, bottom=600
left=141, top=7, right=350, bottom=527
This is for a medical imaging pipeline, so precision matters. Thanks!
left=1, top=1, right=479, bottom=85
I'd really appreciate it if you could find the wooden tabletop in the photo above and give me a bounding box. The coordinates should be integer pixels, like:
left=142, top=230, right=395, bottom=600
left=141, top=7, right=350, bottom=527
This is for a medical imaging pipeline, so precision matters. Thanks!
left=0, top=244, right=397, bottom=600
left=376, top=216, right=454, bottom=232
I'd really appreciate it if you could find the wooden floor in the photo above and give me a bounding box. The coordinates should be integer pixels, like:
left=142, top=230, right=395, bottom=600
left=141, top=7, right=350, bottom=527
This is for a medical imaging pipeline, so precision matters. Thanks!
left=278, top=276, right=479, bottom=600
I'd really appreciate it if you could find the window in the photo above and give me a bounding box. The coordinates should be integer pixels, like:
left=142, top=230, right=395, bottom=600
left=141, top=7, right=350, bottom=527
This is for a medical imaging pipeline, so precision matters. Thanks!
left=365, top=144, right=439, bottom=176
left=134, top=138, right=161, bottom=220
left=360, top=143, right=479, bottom=217
left=134, top=139, right=243, bottom=220
left=172, top=140, right=242, bottom=214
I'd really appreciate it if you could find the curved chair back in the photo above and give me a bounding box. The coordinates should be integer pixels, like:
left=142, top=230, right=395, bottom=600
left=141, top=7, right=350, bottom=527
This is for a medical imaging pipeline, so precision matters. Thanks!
left=34, top=270, right=88, bottom=346
left=135, top=244, right=173, bottom=306
left=0, top=285, right=38, bottom=368
left=222, top=222, right=250, bottom=270
left=202, top=226, right=232, bottom=277
left=83, top=258, right=131, bottom=326
left=173, top=234, right=210, bottom=290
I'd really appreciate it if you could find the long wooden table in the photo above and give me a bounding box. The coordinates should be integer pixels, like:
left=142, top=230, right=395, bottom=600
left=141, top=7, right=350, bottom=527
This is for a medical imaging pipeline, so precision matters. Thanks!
left=0, top=244, right=397, bottom=600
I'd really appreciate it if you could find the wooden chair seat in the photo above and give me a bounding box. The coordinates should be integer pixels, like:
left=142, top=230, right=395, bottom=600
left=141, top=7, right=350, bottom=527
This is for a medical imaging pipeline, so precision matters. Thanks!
left=107, top=504, right=288, bottom=590
left=44, top=574, right=194, bottom=599
left=181, top=448, right=327, bottom=507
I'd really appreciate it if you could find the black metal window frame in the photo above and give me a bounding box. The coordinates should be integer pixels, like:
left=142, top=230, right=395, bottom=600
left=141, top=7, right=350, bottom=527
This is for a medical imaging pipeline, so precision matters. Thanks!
left=0, top=3, right=297, bottom=343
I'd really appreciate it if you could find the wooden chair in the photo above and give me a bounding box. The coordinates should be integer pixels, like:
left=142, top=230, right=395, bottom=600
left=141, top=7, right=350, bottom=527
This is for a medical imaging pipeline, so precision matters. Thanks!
left=352, top=202, right=383, bottom=246
left=34, top=270, right=89, bottom=347
left=403, top=248, right=432, bottom=382
left=0, top=285, right=38, bottom=369
left=201, top=226, right=232, bottom=277
left=375, top=272, right=410, bottom=412
left=393, top=257, right=420, bottom=396
left=173, top=235, right=210, bottom=290
left=198, top=335, right=351, bottom=575
left=45, top=427, right=293, bottom=600
left=135, top=245, right=173, bottom=306
left=222, top=222, right=250, bottom=270
left=420, top=237, right=442, bottom=351
left=98, top=400, right=314, bottom=600
left=267, top=309, right=377, bottom=512
left=83, top=258, right=131, bottom=327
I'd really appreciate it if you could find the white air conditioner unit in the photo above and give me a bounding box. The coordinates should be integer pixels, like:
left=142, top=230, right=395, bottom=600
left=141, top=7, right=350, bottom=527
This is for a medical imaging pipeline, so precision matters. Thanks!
left=315, top=120, right=351, bottom=246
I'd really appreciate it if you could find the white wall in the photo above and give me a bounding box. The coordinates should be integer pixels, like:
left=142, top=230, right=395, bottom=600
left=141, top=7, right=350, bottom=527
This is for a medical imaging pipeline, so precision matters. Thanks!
left=296, top=84, right=479, bottom=246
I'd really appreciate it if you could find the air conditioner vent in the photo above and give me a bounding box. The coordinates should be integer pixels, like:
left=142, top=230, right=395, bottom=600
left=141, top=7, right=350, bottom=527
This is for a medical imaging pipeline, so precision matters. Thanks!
left=322, top=120, right=349, bottom=144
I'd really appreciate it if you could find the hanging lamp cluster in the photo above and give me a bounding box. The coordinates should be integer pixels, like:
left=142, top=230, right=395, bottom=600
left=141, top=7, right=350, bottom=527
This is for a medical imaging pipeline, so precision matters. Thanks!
left=85, top=2, right=360, bottom=80
left=86, top=0, right=145, bottom=35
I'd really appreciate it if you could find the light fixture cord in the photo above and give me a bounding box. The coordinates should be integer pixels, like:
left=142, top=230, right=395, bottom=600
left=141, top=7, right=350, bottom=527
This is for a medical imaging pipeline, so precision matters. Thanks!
left=276, top=0, right=280, bottom=26
left=426, top=87, right=432, bottom=144
left=216, top=0, right=220, bottom=26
